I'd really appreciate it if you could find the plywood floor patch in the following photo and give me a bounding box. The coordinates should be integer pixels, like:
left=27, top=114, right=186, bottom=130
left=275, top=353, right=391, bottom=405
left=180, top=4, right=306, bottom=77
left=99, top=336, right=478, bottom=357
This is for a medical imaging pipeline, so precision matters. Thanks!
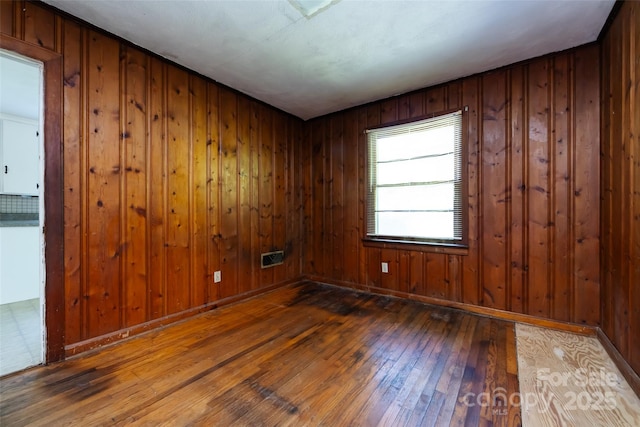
left=516, top=324, right=640, bottom=426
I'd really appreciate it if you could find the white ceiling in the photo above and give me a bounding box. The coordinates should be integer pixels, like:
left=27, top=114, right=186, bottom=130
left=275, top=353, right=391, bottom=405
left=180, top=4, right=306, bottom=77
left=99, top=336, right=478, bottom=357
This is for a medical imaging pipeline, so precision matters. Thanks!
left=43, top=0, right=614, bottom=120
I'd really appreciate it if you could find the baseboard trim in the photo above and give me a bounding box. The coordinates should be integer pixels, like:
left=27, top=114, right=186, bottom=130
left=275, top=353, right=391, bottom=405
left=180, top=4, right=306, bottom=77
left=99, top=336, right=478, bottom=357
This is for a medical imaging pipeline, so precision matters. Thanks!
left=596, top=328, right=640, bottom=397
left=303, top=275, right=596, bottom=336
left=64, top=278, right=300, bottom=358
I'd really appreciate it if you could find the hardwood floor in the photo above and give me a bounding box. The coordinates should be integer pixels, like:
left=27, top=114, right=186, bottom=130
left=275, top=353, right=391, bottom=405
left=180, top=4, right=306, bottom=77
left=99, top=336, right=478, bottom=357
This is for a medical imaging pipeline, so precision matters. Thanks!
left=0, top=282, right=520, bottom=426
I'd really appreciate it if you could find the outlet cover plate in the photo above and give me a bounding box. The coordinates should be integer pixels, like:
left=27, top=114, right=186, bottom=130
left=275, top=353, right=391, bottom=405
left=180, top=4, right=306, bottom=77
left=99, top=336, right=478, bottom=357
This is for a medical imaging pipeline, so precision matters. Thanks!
left=214, top=271, right=221, bottom=283
left=381, top=262, right=389, bottom=273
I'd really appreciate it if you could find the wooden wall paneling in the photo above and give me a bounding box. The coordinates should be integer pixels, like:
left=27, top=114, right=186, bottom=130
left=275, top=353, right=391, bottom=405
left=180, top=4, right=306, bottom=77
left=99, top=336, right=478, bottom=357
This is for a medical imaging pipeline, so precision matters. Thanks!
left=481, top=70, right=508, bottom=310
left=600, top=0, right=640, bottom=375
left=426, top=86, right=446, bottom=114
left=23, top=0, right=56, bottom=50
left=365, top=104, right=381, bottom=287
left=322, top=116, right=333, bottom=278
left=122, top=46, right=148, bottom=327
left=0, top=0, right=14, bottom=36
left=551, top=53, right=572, bottom=322
left=330, top=114, right=345, bottom=281
left=397, top=94, right=411, bottom=120
left=398, top=250, right=410, bottom=294
left=610, top=15, right=627, bottom=345
left=237, top=96, right=252, bottom=294
left=259, top=106, right=274, bottom=287
left=425, top=253, right=447, bottom=299
left=3, top=0, right=308, bottom=353
left=448, top=81, right=462, bottom=110
left=207, top=82, right=221, bottom=303
left=285, top=118, right=300, bottom=279
left=600, top=23, right=613, bottom=338
left=620, top=10, right=633, bottom=357
left=165, top=65, right=191, bottom=314
left=631, top=1, right=640, bottom=372
left=448, top=255, right=461, bottom=301
left=219, top=87, right=239, bottom=298
left=148, top=57, right=167, bottom=318
left=380, top=248, right=398, bottom=291
left=526, top=59, right=551, bottom=318
left=301, top=120, right=312, bottom=275
left=249, top=101, right=261, bottom=290
left=461, top=77, right=480, bottom=307
left=408, top=251, right=423, bottom=295
left=343, top=109, right=359, bottom=284
left=573, top=44, right=600, bottom=326
left=86, top=31, right=122, bottom=337
left=62, top=21, right=83, bottom=344
left=508, top=66, right=526, bottom=314
left=310, top=119, right=325, bottom=276
left=273, top=112, right=287, bottom=284
left=190, top=75, right=208, bottom=305
left=357, top=107, right=368, bottom=286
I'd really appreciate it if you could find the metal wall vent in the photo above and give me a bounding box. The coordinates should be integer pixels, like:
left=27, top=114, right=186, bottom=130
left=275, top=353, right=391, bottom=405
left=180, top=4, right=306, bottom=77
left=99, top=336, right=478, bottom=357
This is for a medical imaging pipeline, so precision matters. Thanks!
left=261, top=250, right=284, bottom=268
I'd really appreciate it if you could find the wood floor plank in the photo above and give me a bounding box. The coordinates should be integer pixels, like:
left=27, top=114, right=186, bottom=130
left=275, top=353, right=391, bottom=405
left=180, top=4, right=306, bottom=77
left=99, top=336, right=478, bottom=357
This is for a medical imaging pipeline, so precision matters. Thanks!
left=1, top=282, right=521, bottom=426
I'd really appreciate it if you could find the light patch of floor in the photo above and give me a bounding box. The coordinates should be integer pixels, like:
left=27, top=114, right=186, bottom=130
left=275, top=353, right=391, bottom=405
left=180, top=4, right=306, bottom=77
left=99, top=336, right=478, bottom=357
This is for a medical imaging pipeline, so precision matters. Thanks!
left=516, top=323, right=640, bottom=426
left=0, top=298, right=42, bottom=376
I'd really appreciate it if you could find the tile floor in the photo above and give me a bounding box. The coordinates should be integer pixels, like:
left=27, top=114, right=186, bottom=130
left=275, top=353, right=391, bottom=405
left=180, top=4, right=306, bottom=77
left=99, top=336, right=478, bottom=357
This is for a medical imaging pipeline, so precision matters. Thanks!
left=0, top=298, right=43, bottom=376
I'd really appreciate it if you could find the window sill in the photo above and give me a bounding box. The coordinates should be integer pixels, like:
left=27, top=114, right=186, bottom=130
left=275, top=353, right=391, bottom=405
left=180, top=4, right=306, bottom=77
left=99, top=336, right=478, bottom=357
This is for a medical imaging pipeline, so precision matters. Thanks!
left=362, top=238, right=469, bottom=255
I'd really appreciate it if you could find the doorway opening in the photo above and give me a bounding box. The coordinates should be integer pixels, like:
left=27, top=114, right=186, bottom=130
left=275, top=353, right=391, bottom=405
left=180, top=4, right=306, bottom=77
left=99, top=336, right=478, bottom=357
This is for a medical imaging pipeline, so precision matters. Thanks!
left=0, top=50, right=45, bottom=376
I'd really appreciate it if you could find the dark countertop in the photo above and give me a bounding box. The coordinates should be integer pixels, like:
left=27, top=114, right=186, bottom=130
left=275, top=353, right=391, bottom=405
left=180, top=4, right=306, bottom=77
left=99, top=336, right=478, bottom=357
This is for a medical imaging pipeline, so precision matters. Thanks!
left=0, top=213, right=39, bottom=227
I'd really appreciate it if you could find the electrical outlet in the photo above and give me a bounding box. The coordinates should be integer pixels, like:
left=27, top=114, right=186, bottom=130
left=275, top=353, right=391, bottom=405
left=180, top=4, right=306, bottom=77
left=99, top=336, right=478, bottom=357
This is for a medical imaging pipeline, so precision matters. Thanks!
left=381, top=262, right=389, bottom=273
left=214, top=271, right=221, bottom=283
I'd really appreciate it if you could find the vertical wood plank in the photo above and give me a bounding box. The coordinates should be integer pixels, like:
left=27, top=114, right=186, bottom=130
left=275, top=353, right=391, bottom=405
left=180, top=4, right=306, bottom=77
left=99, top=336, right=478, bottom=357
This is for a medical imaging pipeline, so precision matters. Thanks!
left=526, top=59, right=551, bottom=318
left=207, top=82, right=221, bottom=303
left=331, top=114, right=344, bottom=281
left=357, top=107, right=368, bottom=286
left=259, top=105, right=274, bottom=286
left=343, top=109, right=359, bottom=284
left=190, top=75, right=208, bottom=306
left=380, top=248, right=398, bottom=291
left=122, top=46, right=148, bottom=326
left=573, top=45, right=600, bottom=326
left=426, top=86, right=446, bottom=114
left=249, top=101, right=261, bottom=290
left=310, top=119, right=325, bottom=276
left=408, top=252, right=423, bottom=295
left=23, top=2, right=56, bottom=50
left=62, top=21, right=83, bottom=344
left=425, top=253, right=447, bottom=299
left=86, top=31, right=121, bottom=337
left=272, top=112, right=287, bottom=284
left=237, top=97, right=252, bottom=293
left=148, top=58, right=166, bottom=319
left=461, top=77, right=480, bottom=307
left=0, top=0, right=14, bottom=36
left=165, top=65, right=191, bottom=315
left=509, top=66, right=526, bottom=314
left=481, top=71, right=508, bottom=310
left=551, top=53, right=571, bottom=322
left=219, top=87, right=239, bottom=297
left=322, top=117, right=333, bottom=277
left=631, top=1, right=640, bottom=372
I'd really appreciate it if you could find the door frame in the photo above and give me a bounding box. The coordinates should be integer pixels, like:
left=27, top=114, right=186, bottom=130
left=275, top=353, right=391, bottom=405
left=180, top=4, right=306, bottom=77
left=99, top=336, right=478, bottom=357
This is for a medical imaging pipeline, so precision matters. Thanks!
left=1, top=35, right=64, bottom=363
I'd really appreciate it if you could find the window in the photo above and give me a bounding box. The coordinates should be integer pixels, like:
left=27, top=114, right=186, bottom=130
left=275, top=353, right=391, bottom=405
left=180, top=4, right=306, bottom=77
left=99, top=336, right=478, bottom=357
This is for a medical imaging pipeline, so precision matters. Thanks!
left=366, top=109, right=465, bottom=246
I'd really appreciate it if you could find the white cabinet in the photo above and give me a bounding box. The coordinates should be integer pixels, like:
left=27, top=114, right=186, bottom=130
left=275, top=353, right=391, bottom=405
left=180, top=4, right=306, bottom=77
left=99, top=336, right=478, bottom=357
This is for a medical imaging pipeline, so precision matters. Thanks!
left=0, top=118, right=40, bottom=195
left=0, top=227, right=40, bottom=304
